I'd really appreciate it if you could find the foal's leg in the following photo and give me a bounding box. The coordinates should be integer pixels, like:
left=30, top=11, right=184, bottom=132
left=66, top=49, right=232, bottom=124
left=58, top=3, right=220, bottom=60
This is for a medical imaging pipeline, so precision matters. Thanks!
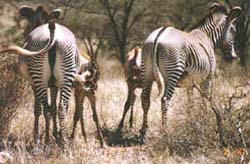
left=88, top=93, right=105, bottom=148
left=118, top=83, right=136, bottom=130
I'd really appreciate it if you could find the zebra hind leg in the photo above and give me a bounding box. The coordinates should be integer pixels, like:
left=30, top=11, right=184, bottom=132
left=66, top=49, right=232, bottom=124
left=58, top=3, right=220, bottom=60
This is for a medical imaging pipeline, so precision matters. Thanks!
left=50, top=87, right=58, bottom=142
left=32, top=87, right=42, bottom=145
left=39, top=89, right=51, bottom=145
left=161, top=69, right=183, bottom=132
left=140, top=81, right=153, bottom=139
left=58, top=100, right=69, bottom=149
left=129, top=92, right=136, bottom=128
left=58, top=86, right=73, bottom=149
left=118, top=84, right=136, bottom=130
left=88, top=94, right=105, bottom=148
left=71, top=89, right=87, bottom=142
left=200, top=75, right=212, bottom=97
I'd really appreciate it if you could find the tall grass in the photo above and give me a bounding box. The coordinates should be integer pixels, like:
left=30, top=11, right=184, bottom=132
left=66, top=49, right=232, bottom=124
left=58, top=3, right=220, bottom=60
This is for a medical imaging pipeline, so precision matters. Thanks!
left=1, top=3, right=250, bottom=163
left=0, top=54, right=249, bottom=163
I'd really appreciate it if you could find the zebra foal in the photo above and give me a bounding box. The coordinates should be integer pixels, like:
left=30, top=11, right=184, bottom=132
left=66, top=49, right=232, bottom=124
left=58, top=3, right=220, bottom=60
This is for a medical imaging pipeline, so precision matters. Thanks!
left=118, top=46, right=143, bottom=130
left=140, top=3, right=241, bottom=137
left=71, top=51, right=104, bottom=147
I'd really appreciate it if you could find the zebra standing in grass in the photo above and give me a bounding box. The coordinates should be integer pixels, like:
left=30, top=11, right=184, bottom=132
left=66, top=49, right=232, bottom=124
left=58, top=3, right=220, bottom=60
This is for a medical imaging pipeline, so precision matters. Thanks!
left=140, top=3, right=241, bottom=137
left=18, top=5, right=61, bottom=145
left=117, top=46, right=164, bottom=130
left=118, top=46, right=162, bottom=130
left=0, top=20, right=104, bottom=148
left=71, top=51, right=104, bottom=147
left=118, top=46, right=143, bottom=130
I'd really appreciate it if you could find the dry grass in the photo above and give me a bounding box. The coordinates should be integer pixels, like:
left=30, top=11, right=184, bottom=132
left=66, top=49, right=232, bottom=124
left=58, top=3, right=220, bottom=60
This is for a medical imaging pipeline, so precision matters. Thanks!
left=0, top=55, right=249, bottom=164
left=1, top=2, right=250, bottom=164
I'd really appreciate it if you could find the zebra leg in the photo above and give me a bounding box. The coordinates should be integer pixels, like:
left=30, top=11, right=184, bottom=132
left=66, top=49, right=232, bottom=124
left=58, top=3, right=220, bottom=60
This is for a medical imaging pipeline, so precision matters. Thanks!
left=71, top=89, right=86, bottom=141
left=161, top=71, right=183, bottom=130
left=79, top=103, right=87, bottom=142
left=38, top=88, right=51, bottom=145
left=50, top=87, right=58, bottom=142
left=88, top=93, right=105, bottom=148
left=201, top=74, right=212, bottom=96
left=118, top=83, right=136, bottom=130
left=129, top=92, right=136, bottom=128
left=58, top=86, right=72, bottom=148
left=140, top=81, right=153, bottom=137
left=32, top=87, right=42, bottom=144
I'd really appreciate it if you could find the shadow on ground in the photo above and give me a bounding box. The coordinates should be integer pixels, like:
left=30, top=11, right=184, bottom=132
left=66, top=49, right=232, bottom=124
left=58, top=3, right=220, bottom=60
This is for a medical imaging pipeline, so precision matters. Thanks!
left=102, top=125, right=144, bottom=147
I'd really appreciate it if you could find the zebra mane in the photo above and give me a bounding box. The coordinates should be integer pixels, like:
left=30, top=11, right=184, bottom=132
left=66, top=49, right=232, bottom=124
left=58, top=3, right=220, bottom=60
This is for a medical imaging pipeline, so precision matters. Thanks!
left=191, top=4, right=229, bottom=48
left=191, top=4, right=228, bottom=30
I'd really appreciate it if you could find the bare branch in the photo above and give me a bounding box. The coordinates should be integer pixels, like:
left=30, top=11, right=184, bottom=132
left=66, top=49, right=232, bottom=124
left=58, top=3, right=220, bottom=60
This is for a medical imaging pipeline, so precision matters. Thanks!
left=60, top=0, right=71, bottom=24
left=128, top=7, right=147, bottom=32
left=99, top=0, right=122, bottom=48
left=82, top=35, right=91, bottom=56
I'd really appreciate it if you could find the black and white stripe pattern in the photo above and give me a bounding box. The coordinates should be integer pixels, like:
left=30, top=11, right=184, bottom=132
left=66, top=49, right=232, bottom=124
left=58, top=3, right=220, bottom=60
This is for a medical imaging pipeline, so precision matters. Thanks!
left=139, top=3, right=241, bottom=137
left=23, top=23, right=78, bottom=147
left=16, top=6, right=62, bottom=145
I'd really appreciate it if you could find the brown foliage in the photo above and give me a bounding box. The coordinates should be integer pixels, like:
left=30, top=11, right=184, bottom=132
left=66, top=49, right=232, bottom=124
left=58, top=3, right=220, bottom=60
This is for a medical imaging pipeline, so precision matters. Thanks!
left=0, top=54, right=29, bottom=139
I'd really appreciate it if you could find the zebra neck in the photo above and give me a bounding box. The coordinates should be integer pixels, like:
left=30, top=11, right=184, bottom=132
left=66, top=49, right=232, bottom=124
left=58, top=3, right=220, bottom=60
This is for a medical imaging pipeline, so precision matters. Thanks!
left=197, top=15, right=227, bottom=49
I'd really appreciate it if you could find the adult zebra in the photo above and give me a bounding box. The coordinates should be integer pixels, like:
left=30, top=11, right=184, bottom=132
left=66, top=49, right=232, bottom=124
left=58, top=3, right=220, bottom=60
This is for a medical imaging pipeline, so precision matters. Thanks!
left=16, top=5, right=104, bottom=147
left=140, top=3, right=241, bottom=137
left=18, top=5, right=61, bottom=145
left=0, top=20, right=105, bottom=148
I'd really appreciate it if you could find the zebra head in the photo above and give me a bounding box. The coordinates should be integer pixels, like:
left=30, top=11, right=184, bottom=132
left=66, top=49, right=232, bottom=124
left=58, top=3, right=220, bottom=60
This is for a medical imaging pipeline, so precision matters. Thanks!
left=75, top=62, right=100, bottom=93
left=221, top=6, right=241, bottom=62
left=19, top=5, right=61, bottom=37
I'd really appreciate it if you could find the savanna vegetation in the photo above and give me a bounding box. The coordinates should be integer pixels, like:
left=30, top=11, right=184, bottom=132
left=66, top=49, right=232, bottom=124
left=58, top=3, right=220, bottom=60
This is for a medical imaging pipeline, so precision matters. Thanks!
left=0, top=0, right=250, bottom=163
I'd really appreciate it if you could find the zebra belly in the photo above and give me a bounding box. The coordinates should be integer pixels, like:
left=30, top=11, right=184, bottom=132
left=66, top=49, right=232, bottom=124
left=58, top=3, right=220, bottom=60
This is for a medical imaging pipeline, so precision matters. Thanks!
left=177, top=71, right=208, bottom=88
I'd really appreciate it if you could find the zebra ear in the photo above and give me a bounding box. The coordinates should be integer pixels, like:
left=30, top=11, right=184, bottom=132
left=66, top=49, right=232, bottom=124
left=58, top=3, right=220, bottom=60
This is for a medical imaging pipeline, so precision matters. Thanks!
left=19, top=5, right=34, bottom=20
left=229, top=7, right=241, bottom=20
left=48, top=9, right=61, bottom=20
left=209, top=3, right=221, bottom=12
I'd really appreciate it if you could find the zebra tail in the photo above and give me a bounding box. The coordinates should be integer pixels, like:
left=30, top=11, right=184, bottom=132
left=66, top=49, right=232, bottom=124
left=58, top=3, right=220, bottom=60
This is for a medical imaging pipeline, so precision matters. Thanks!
left=152, top=27, right=166, bottom=98
left=0, top=20, right=56, bottom=56
left=154, top=66, right=164, bottom=97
